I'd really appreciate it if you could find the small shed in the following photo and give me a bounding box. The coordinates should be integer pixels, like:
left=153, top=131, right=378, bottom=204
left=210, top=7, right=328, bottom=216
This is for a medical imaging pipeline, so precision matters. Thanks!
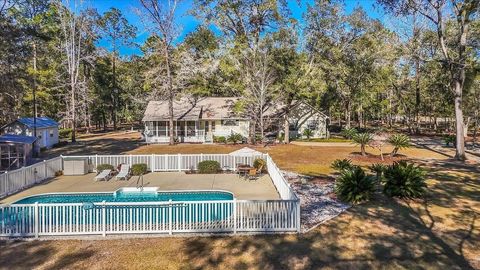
left=1, top=117, right=59, bottom=149
left=0, top=134, right=37, bottom=171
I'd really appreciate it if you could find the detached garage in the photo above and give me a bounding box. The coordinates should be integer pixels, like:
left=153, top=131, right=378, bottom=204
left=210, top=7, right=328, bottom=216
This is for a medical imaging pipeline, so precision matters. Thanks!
left=1, top=117, right=59, bottom=149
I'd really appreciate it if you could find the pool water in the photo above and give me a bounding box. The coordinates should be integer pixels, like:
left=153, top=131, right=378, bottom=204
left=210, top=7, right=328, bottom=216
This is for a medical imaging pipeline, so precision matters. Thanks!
left=5, top=191, right=235, bottom=226
left=13, top=191, right=234, bottom=204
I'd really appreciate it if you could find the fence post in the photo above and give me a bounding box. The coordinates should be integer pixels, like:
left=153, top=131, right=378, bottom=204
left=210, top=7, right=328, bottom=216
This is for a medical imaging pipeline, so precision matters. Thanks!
left=102, top=201, right=106, bottom=237
left=151, top=154, right=155, bottom=172
left=178, top=154, right=181, bottom=172
left=34, top=202, right=39, bottom=238
left=169, top=199, right=173, bottom=235
left=95, top=154, right=98, bottom=172
left=43, top=160, right=47, bottom=180
left=296, top=199, right=301, bottom=233
left=233, top=198, right=237, bottom=234
left=129, top=154, right=133, bottom=166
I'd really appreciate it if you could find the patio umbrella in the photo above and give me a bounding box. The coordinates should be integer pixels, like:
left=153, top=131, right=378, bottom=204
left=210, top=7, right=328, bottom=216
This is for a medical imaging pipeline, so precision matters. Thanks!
left=228, top=147, right=264, bottom=157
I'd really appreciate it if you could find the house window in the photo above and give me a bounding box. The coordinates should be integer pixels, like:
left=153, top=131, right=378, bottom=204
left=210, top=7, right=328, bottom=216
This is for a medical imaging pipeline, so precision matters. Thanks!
left=50, top=130, right=54, bottom=137
left=307, top=120, right=319, bottom=130
left=222, top=120, right=239, bottom=126
left=212, top=121, right=216, bottom=132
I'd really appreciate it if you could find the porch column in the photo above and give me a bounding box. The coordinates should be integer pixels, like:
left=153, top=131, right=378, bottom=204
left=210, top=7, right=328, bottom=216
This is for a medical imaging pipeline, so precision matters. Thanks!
left=208, top=121, right=212, bottom=134
left=155, top=121, right=158, bottom=137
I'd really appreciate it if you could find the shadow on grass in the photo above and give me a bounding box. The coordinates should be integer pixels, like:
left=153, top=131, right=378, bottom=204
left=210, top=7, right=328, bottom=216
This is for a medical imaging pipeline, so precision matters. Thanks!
left=181, top=160, right=479, bottom=269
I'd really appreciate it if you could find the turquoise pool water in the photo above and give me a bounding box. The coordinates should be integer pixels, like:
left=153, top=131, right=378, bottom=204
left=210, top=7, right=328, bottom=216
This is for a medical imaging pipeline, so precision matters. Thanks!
left=13, top=191, right=234, bottom=204
left=5, top=191, right=234, bottom=226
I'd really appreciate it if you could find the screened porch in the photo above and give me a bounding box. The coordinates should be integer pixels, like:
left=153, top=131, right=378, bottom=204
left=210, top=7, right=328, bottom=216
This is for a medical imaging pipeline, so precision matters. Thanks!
left=144, top=120, right=215, bottom=143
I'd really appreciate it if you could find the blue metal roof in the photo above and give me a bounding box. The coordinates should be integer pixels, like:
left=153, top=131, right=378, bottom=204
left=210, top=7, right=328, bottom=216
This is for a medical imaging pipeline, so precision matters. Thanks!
left=0, top=134, right=37, bottom=144
left=17, top=117, right=58, bottom=129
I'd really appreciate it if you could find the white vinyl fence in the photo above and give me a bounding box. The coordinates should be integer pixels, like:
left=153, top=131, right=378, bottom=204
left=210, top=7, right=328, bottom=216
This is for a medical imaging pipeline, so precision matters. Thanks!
left=0, top=154, right=300, bottom=237
left=0, top=157, right=63, bottom=198
left=0, top=199, right=299, bottom=237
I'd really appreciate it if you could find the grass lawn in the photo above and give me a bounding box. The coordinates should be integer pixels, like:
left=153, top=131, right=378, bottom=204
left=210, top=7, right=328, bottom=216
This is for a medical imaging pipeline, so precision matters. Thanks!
left=2, top=132, right=479, bottom=269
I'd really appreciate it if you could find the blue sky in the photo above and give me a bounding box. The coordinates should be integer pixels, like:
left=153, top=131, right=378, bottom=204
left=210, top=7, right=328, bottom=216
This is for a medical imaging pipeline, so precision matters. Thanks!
left=89, top=0, right=385, bottom=56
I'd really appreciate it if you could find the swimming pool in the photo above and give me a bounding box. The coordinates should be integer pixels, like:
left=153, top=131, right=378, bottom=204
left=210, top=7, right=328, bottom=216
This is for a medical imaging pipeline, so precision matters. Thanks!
left=13, top=189, right=234, bottom=204
left=5, top=189, right=235, bottom=227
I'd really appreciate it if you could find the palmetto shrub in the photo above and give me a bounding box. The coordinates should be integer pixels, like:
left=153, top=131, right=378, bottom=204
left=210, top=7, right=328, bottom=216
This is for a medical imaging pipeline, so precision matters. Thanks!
left=253, top=158, right=266, bottom=172
left=340, top=127, right=358, bottom=139
left=303, top=128, right=313, bottom=139
left=335, top=166, right=375, bottom=204
left=383, top=161, right=426, bottom=198
left=352, top=132, right=373, bottom=156
left=331, top=158, right=354, bottom=172
left=227, top=133, right=244, bottom=144
left=388, top=134, right=410, bottom=156
left=443, top=134, right=456, bottom=147
left=369, top=163, right=386, bottom=182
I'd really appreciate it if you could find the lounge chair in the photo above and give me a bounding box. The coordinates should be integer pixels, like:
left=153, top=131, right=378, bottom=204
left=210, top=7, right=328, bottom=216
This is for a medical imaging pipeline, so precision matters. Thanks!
left=116, top=164, right=131, bottom=180
left=95, top=169, right=112, bottom=181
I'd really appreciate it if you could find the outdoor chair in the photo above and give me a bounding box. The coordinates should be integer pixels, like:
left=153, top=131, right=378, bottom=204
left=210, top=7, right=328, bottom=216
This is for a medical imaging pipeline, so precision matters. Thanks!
left=94, top=169, right=112, bottom=181
left=247, top=168, right=259, bottom=181
left=116, top=164, right=131, bottom=180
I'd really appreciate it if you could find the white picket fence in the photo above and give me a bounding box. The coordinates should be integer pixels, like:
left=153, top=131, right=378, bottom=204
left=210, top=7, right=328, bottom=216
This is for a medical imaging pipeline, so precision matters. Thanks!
left=0, top=199, right=299, bottom=237
left=0, top=157, right=63, bottom=198
left=0, top=153, right=300, bottom=237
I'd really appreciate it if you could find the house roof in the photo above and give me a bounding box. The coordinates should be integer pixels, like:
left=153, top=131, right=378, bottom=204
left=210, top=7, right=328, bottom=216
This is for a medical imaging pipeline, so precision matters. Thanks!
left=142, top=97, right=243, bottom=121
left=0, top=134, right=37, bottom=144
left=16, top=117, right=59, bottom=129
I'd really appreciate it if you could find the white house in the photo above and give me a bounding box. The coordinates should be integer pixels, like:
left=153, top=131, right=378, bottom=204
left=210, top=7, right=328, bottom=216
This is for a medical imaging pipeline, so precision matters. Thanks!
left=1, top=117, right=59, bottom=149
left=142, top=97, right=249, bottom=143
left=142, top=97, right=328, bottom=144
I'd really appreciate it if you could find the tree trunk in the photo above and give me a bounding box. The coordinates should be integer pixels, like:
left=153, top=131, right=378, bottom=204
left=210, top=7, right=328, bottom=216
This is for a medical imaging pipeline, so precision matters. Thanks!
left=454, top=81, right=466, bottom=160
left=345, top=101, right=351, bottom=129
left=112, top=53, right=117, bottom=130
left=164, top=46, right=175, bottom=145
left=284, top=115, right=289, bottom=144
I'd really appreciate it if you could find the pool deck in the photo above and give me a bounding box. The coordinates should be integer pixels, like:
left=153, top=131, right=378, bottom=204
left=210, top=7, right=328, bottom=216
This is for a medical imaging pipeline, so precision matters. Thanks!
left=1, top=172, right=280, bottom=204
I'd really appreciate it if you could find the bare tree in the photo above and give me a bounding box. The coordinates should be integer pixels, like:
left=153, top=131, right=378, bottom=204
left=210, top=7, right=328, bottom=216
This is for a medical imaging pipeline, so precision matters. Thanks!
left=56, top=0, right=95, bottom=142
left=137, top=0, right=180, bottom=145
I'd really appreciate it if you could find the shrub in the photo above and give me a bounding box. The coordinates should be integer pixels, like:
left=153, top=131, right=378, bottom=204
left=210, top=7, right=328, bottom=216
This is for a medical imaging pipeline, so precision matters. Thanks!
left=341, top=127, right=358, bottom=139
left=227, top=133, right=243, bottom=144
left=253, top=158, right=266, bottom=171
left=303, top=128, right=313, bottom=139
left=352, top=133, right=373, bottom=156
left=54, top=170, right=63, bottom=177
left=335, top=166, right=375, bottom=204
left=213, top=135, right=227, bottom=144
left=388, top=134, right=410, bottom=156
left=198, top=160, right=221, bottom=174
left=131, top=163, right=148, bottom=176
left=97, top=164, right=114, bottom=172
left=369, top=163, right=386, bottom=182
left=444, top=134, right=456, bottom=147
left=331, top=158, right=353, bottom=172
left=59, top=128, right=72, bottom=139
left=383, top=161, right=426, bottom=199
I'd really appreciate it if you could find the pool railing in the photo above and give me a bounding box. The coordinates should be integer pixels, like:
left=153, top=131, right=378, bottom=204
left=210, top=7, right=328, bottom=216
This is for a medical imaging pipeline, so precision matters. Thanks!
left=0, top=153, right=300, bottom=237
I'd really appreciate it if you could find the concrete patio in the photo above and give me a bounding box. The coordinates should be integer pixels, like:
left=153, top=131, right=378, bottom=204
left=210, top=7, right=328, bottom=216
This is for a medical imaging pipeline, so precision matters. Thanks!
left=1, top=172, right=280, bottom=203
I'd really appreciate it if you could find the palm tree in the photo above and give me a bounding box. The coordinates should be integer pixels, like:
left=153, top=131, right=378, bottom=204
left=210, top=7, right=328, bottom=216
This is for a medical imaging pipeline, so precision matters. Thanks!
left=352, top=133, right=373, bottom=156
left=388, top=134, right=410, bottom=156
left=303, top=128, right=313, bottom=139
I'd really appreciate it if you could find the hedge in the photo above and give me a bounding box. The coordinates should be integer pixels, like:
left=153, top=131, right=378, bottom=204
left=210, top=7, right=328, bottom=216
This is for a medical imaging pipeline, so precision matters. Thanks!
left=131, top=163, right=148, bottom=176
left=198, top=160, right=221, bottom=174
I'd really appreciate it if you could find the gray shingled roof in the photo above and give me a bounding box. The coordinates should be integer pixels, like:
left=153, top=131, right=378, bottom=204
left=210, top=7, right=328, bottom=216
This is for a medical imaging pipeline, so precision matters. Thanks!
left=142, top=97, right=244, bottom=122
